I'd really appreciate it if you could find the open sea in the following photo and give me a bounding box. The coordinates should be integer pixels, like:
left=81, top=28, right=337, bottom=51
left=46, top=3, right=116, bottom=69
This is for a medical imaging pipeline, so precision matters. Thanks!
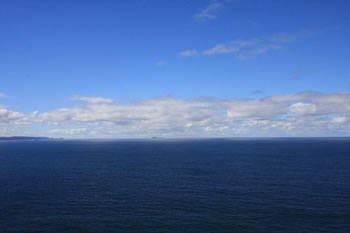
left=0, top=138, right=349, bottom=233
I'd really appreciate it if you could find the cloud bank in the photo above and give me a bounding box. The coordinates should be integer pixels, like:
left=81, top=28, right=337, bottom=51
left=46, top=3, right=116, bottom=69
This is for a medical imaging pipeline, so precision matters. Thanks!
left=2, top=92, right=350, bottom=138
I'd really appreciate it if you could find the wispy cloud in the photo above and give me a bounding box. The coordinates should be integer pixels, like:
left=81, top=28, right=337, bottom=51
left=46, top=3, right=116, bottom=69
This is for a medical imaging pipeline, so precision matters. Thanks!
left=193, top=1, right=224, bottom=22
left=0, top=93, right=6, bottom=97
left=252, top=89, right=264, bottom=95
left=69, top=96, right=113, bottom=104
left=178, top=49, right=199, bottom=57
left=193, top=0, right=240, bottom=23
left=181, top=32, right=311, bottom=60
left=155, top=61, right=168, bottom=66
left=291, top=68, right=320, bottom=80
left=203, top=40, right=259, bottom=55
left=49, top=128, right=88, bottom=136
left=235, top=44, right=281, bottom=60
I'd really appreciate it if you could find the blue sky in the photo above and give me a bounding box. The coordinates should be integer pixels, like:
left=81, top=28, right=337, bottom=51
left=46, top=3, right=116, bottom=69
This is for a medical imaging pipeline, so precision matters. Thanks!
left=1, top=0, right=350, bottom=138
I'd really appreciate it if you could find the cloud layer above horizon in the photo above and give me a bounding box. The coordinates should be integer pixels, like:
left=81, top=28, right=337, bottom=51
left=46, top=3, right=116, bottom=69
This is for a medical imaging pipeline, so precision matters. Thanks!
left=1, top=92, right=350, bottom=138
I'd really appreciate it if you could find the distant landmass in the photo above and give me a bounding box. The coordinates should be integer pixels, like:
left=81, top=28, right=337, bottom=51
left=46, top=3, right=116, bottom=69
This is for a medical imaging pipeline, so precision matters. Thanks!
left=0, top=136, right=63, bottom=141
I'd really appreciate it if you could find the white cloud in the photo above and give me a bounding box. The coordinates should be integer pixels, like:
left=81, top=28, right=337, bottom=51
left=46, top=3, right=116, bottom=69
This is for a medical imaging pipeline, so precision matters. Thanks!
left=203, top=40, right=258, bottom=55
left=266, top=92, right=350, bottom=115
left=2, top=92, right=350, bottom=137
left=156, top=61, right=168, bottom=66
left=49, top=128, right=88, bottom=135
left=34, top=92, right=350, bottom=137
left=193, top=1, right=224, bottom=22
left=203, top=37, right=284, bottom=58
left=290, top=103, right=317, bottom=115
left=193, top=0, right=241, bottom=22
left=179, top=49, right=199, bottom=57
left=0, top=107, right=32, bottom=125
left=0, top=93, right=6, bottom=97
left=235, top=44, right=281, bottom=60
left=332, top=116, right=347, bottom=124
left=69, top=96, right=113, bottom=104
left=227, top=100, right=287, bottom=119
left=181, top=32, right=310, bottom=59
left=0, top=127, right=35, bottom=137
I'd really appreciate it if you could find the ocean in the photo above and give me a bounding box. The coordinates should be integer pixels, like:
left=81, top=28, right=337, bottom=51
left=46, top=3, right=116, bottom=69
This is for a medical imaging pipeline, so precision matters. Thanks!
left=0, top=138, right=349, bottom=232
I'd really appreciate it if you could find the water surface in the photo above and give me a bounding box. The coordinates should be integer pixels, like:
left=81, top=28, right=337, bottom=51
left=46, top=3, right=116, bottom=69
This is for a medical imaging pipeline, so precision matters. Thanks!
left=0, top=138, right=349, bottom=232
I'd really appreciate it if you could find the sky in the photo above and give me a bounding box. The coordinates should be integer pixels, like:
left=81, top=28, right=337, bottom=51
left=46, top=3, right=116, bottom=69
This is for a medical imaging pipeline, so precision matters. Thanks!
left=1, top=0, right=350, bottom=138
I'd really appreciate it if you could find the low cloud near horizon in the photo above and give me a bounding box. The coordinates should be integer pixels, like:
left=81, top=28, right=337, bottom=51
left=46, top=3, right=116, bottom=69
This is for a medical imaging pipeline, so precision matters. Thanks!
left=1, top=91, right=350, bottom=138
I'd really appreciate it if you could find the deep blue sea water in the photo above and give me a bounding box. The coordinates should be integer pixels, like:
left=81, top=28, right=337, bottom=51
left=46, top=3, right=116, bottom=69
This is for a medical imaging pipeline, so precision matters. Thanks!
left=0, top=138, right=350, bottom=233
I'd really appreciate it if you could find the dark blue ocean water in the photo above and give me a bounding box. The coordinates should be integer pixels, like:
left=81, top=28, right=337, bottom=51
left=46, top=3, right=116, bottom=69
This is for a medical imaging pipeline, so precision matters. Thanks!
left=0, top=138, right=350, bottom=233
